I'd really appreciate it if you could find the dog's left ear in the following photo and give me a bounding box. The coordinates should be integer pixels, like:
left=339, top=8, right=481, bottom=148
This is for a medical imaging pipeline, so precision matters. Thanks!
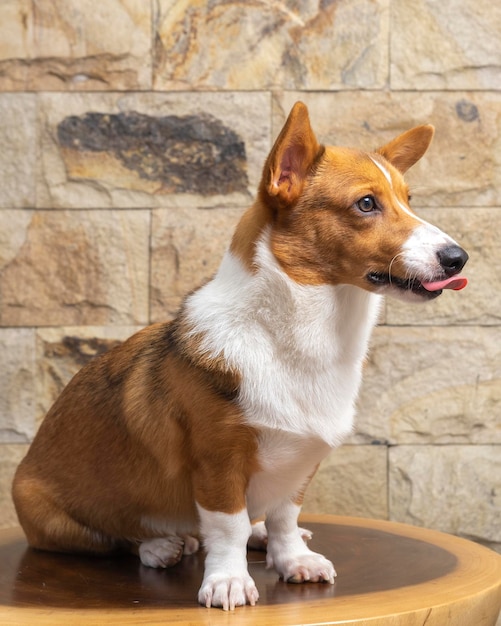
left=377, top=125, right=435, bottom=174
left=262, top=102, right=322, bottom=207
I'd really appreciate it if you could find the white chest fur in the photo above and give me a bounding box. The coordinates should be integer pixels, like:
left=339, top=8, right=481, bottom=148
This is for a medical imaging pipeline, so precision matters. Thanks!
left=185, top=233, right=381, bottom=447
left=246, top=429, right=331, bottom=519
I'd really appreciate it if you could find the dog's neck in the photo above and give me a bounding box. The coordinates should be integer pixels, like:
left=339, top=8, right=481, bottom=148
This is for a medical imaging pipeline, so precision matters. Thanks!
left=250, top=229, right=381, bottom=363
left=184, top=229, right=381, bottom=445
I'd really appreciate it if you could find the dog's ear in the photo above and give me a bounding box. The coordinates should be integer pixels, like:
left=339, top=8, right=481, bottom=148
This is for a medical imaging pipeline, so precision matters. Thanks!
left=263, top=102, right=322, bottom=207
left=377, top=125, right=434, bottom=174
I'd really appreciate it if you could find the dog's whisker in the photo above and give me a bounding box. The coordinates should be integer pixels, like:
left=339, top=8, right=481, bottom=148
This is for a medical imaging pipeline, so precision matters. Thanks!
left=388, top=253, right=405, bottom=285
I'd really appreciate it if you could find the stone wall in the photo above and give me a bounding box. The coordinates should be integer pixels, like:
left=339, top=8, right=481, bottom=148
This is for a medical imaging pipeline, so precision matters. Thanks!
left=0, top=0, right=499, bottom=559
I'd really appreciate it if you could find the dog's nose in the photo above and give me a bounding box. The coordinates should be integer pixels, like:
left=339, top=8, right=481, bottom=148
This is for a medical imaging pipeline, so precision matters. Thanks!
left=437, top=245, right=469, bottom=276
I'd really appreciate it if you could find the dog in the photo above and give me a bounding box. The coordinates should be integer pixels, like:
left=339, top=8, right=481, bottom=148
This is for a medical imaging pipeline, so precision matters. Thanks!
left=12, top=102, right=468, bottom=610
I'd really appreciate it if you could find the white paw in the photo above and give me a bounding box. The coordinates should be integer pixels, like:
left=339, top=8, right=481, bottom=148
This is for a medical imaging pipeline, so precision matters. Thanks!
left=248, top=522, right=312, bottom=550
left=248, top=521, right=268, bottom=550
left=198, top=572, right=259, bottom=610
left=269, top=550, right=336, bottom=584
left=182, top=534, right=200, bottom=555
left=139, top=536, right=184, bottom=568
left=298, top=526, right=313, bottom=543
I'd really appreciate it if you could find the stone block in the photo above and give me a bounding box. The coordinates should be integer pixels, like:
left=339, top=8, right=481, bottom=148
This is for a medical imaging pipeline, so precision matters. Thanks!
left=0, top=0, right=152, bottom=90
left=352, top=326, right=501, bottom=445
left=391, top=0, right=501, bottom=90
left=36, top=326, right=141, bottom=427
left=0, top=95, right=36, bottom=207
left=386, top=208, right=501, bottom=326
left=0, top=210, right=150, bottom=326
left=0, top=330, right=35, bottom=444
left=37, top=92, right=271, bottom=209
left=151, top=207, right=243, bottom=321
left=154, top=0, right=389, bottom=90
left=389, top=445, right=501, bottom=552
left=273, top=91, right=501, bottom=207
left=302, top=445, right=388, bottom=520
left=0, top=210, right=34, bottom=272
left=0, top=444, right=28, bottom=529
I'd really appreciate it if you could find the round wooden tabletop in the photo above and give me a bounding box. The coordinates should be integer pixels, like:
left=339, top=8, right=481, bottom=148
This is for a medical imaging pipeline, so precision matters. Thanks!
left=0, top=514, right=500, bottom=625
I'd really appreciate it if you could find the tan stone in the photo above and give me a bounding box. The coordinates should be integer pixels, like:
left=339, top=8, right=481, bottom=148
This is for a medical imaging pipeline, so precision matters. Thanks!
left=0, top=0, right=152, bottom=90
left=0, top=95, right=36, bottom=207
left=0, top=330, right=35, bottom=443
left=391, top=0, right=501, bottom=90
left=0, top=210, right=33, bottom=271
left=150, top=207, right=243, bottom=321
left=0, top=444, right=28, bottom=529
left=386, top=208, right=501, bottom=326
left=273, top=91, right=501, bottom=207
left=302, top=445, right=388, bottom=520
left=352, top=326, right=501, bottom=445
left=37, top=92, right=270, bottom=209
left=154, top=0, right=389, bottom=91
left=36, top=326, right=141, bottom=426
left=389, top=445, right=501, bottom=552
left=0, top=210, right=150, bottom=326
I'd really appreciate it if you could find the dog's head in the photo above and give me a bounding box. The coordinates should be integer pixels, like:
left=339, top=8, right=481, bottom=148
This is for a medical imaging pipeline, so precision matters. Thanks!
left=257, top=102, right=468, bottom=303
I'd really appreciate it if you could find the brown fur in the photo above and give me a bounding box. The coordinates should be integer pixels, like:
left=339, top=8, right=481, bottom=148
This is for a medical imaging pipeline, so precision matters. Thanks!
left=13, top=320, right=258, bottom=553
left=12, top=101, right=436, bottom=562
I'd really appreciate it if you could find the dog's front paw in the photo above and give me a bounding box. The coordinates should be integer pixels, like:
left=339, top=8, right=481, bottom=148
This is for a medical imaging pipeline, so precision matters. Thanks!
left=198, top=572, right=259, bottom=610
left=270, top=550, right=336, bottom=584
left=248, top=521, right=313, bottom=550
left=139, top=536, right=184, bottom=568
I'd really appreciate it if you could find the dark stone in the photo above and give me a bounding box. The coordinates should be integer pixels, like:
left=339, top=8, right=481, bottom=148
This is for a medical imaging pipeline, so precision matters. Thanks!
left=43, top=336, right=123, bottom=367
left=57, top=112, right=248, bottom=195
left=455, top=100, right=479, bottom=123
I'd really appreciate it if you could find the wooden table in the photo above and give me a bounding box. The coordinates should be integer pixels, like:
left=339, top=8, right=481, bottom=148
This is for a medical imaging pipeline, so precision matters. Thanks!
left=1, top=514, right=500, bottom=625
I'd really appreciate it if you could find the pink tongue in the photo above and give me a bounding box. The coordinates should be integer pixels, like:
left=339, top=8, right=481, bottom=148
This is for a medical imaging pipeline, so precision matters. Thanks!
left=421, top=276, right=468, bottom=292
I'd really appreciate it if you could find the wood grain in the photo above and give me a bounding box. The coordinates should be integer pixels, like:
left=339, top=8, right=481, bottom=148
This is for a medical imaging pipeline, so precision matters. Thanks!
left=1, top=515, right=500, bottom=625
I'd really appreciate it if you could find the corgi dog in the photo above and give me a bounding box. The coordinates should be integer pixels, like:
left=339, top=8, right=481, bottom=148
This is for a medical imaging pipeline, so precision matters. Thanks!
left=12, top=102, right=468, bottom=611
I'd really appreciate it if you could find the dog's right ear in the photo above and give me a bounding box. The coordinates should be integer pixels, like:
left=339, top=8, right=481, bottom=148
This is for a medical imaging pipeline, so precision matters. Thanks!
left=377, top=125, right=435, bottom=174
left=262, top=102, right=322, bottom=208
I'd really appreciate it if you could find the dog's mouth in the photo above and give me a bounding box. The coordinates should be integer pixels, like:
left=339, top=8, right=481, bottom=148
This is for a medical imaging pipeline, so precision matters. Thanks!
left=366, top=272, right=468, bottom=299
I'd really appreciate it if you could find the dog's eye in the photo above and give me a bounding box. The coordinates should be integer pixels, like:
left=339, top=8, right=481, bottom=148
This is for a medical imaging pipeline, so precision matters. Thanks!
left=356, top=196, right=377, bottom=213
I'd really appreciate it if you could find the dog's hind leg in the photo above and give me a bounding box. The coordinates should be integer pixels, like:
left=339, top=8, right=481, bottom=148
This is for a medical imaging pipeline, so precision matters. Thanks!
left=138, top=536, right=185, bottom=568
left=248, top=521, right=268, bottom=550
left=182, top=534, right=200, bottom=555
left=136, top=533, right=199, bottom=568
left=12, top=475, right=122, bottom=555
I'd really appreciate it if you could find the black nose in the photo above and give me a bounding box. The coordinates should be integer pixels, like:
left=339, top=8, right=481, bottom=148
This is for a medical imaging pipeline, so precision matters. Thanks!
left=437, top=245, right=469, bottom=276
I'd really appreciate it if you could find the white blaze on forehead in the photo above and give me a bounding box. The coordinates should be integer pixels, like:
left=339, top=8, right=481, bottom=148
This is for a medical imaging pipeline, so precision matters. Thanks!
left=369, top=155, right=459, bottom=256
left=370, top=156, right=393, bottom=187
left=369, top=155, right=428, bottom=226
left=396, top=198, right=428, bottom=226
